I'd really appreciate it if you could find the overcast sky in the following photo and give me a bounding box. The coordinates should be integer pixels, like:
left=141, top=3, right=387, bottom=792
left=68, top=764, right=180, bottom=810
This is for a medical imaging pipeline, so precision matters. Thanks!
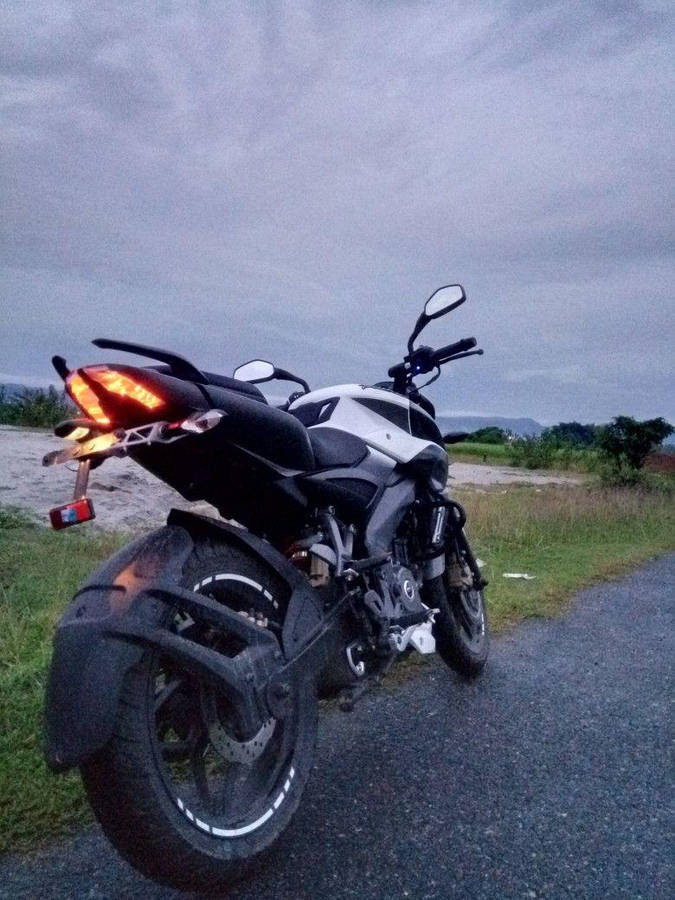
left=2, top=1, right=673, bottom=424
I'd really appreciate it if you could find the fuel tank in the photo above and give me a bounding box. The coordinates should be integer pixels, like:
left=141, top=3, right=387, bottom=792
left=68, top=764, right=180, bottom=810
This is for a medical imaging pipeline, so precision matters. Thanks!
left=289, top=384, right=448, bottom=490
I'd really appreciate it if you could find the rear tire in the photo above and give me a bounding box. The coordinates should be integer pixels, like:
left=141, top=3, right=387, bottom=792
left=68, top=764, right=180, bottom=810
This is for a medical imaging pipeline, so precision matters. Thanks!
left=81, top=541, right=317, bottom=893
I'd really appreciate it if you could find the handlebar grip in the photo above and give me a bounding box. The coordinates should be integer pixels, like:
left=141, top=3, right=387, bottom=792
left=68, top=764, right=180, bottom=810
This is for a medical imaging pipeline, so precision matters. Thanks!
left=388, top=361, right=407, bottom=378
left=434, top=337, right=477, bottom=362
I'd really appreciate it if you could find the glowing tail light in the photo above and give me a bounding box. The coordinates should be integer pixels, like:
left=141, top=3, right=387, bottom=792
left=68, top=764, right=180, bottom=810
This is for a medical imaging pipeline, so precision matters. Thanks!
left=66, top=367, right=164, bottom=425
left=91, top=369, right=164, bottom=410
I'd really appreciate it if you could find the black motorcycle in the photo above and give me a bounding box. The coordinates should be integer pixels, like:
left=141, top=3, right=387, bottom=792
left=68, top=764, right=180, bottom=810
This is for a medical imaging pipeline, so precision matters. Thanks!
left=43, top=284, right=488, bottom=891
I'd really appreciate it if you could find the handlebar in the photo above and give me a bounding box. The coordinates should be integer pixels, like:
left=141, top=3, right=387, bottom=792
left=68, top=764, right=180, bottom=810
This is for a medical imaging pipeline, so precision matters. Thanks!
left=387, top=335, right=482, bottom=394
left=433, top=336, right=477, bottom=363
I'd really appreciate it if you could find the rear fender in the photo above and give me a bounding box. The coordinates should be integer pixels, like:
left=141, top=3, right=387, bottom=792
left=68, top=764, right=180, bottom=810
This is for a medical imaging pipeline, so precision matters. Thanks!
left=45, top=511, right=324, bottom=771
left=45, top=526, right=194, bottom=771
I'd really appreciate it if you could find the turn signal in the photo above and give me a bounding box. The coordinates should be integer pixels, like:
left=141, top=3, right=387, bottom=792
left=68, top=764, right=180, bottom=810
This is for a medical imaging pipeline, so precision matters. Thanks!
left=67, top=374, right=110, bottom=425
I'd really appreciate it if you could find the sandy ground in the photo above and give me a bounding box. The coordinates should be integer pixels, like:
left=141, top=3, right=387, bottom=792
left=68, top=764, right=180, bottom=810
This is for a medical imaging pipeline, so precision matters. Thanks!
left=0, top=426, right=580, bottom=532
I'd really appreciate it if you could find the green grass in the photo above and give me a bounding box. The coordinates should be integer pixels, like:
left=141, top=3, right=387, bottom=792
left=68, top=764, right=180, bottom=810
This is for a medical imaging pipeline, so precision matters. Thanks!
left=447, top=440, right=511, bottom=464
left=456, top=484, right=675, bottom=631
left=0, top=519, right=126, bottom=854
left=1, top=485, right=674, bottom=854
left=448, top=441, right=598, bottom=472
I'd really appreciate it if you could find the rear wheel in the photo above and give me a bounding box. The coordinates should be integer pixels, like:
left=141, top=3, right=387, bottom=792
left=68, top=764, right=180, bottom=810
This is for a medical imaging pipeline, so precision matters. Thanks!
left=81, top=542, right=317, bottom=893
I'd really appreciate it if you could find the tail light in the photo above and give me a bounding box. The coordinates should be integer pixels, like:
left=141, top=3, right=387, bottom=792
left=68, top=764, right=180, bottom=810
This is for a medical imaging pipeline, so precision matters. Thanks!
left=66, top=366, right=165, bottom=427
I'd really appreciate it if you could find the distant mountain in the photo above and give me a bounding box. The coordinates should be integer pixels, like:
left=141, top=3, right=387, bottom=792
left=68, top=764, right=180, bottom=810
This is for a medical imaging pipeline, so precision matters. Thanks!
left=0, top=382, right=32, bottom=399
left=1, top=382, right=63, bottom=398
left=436, top=415, right=543, bottom=438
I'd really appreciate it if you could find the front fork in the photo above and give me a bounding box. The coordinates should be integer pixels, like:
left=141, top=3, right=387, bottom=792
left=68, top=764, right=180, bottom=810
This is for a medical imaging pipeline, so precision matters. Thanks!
left=427, top=498, right=487, bottom=590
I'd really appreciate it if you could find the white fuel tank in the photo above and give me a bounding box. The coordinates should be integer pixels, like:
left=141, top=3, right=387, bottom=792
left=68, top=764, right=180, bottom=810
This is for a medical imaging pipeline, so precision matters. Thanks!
left=289, top=384, right=443, bottom=466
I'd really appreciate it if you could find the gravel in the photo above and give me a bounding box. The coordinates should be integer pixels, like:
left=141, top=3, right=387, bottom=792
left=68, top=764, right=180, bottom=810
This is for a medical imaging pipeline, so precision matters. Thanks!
left=1, top=554, right=672, bottom=899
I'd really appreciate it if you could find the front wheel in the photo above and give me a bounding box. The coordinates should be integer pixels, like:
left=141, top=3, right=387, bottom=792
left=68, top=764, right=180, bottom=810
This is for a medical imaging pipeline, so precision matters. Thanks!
left=81, top=542, right=317, bottom=893
left=424, top=552, right=489, bottom=678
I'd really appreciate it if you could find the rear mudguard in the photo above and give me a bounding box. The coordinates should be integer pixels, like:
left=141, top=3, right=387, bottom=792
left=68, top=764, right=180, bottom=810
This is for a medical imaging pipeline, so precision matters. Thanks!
left=45, top=510, right=323, bottom=772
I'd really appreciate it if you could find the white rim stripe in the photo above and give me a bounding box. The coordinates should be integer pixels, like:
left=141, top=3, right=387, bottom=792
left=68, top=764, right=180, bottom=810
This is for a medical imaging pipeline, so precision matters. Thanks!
left=177, top=572, right=290, bottom=838
left=176, top=766, right=295, bottom=839
left=193, top=573, right=278, bottom=609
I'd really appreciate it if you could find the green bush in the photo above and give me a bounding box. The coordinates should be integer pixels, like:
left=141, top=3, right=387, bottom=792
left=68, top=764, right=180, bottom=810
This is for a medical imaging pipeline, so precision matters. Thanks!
left=596, top=416, right=674, bottom=486
left=0, top=385, right=74, bottom=428
left=508, top=435, right=557, bottom=469
left=543, top=421, right=598, bottom=447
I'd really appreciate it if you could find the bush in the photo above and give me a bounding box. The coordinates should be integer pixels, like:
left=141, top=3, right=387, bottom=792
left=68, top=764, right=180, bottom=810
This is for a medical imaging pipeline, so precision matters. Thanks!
left=508, top=435, right=557, bottom=469
left=0, top=385, right=74, bottom=428
left=596, top=416, right=674, bottom=486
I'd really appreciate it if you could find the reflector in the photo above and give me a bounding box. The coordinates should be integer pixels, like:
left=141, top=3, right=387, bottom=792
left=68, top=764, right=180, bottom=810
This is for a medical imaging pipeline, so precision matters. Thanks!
left=49, top=498, right=95, bottom=530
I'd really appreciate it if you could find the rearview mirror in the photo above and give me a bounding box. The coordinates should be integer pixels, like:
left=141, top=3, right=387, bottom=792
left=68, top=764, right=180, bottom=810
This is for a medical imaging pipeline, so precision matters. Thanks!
left=408, top=283, right=467, bottom=352
left=424, top=284, right=465, bottom=319
left=233, top=359, right=275, bottom=383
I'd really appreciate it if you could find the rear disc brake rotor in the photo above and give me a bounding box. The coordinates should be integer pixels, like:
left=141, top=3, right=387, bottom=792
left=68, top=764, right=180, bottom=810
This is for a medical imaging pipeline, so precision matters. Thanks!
left=208, top=716, right=276, bottom=764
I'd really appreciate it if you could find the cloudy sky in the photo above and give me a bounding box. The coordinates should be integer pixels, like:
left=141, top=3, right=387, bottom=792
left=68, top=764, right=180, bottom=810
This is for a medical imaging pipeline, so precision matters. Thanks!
left=2, top=0, right=673, bottom=424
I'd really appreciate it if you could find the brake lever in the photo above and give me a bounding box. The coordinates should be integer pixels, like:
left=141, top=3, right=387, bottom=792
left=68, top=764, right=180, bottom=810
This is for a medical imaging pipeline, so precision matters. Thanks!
left=440, top=348, right=484, bottom=363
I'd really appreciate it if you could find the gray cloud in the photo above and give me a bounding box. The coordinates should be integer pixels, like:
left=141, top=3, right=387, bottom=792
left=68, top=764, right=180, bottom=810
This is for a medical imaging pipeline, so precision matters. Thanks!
left=1, top=0, right=673, bottom=424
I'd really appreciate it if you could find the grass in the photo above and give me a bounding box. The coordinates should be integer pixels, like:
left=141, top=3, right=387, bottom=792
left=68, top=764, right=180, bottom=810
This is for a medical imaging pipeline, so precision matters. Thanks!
left=456, top=483, right=675, bottom=631
left=0, top=516, right=126, bottom=854
left=449, top=440, right=598, bottom=472
left=447, top=440, right=511, bottom=465
left=1, top=484, right=674, bottom=854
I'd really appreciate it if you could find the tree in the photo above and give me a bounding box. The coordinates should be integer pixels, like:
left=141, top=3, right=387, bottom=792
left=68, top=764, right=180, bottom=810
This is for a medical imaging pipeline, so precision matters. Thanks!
left=544, top=421, right=597, bottom=447
left=469, top=426, right=507, bottom=444
left=596, top=416, right=674, bottom=482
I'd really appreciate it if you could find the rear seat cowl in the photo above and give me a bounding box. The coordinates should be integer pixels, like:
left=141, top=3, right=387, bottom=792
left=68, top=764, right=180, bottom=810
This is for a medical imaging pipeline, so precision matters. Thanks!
left=202, top=371, right=267, bottom=403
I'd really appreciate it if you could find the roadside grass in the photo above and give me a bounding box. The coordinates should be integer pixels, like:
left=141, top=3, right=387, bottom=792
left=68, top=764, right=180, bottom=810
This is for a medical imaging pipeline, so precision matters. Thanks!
left=456, top=483, right=675, bottom=631
left=1, top=484, right=674, bottom=854
left=0, top=516, right=125, bottom=854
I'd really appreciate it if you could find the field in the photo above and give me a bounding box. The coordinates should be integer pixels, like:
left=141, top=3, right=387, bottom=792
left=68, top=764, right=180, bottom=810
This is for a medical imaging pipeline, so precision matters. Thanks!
left=1, top=483, right=674, bottom=854
left=448, top=440, right=512, bottom=463
left=449, top=440, right=599, bottom=472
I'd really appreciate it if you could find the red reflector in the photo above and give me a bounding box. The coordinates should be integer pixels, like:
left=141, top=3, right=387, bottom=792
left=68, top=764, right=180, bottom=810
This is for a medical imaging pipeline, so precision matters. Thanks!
left=49, top=498, right=95, bottom=530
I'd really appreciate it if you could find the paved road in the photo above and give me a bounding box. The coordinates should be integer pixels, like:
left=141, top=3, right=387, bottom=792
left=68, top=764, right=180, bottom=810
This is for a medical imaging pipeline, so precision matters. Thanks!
left=2, top=556, right=673, bottom=899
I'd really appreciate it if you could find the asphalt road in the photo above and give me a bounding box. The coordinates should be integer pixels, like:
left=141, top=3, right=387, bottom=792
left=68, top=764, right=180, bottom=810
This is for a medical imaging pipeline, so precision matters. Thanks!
left=2, top=555, right=673, bottom=899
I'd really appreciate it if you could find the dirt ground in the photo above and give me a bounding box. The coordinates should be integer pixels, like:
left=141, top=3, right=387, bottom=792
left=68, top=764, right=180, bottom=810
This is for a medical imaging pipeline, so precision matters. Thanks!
left=0, top=426, right=580, bottom=531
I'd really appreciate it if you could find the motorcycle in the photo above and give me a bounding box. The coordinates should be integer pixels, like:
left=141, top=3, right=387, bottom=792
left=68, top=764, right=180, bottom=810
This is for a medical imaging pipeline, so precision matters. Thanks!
left=43, top=284, right=488, bottom=891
